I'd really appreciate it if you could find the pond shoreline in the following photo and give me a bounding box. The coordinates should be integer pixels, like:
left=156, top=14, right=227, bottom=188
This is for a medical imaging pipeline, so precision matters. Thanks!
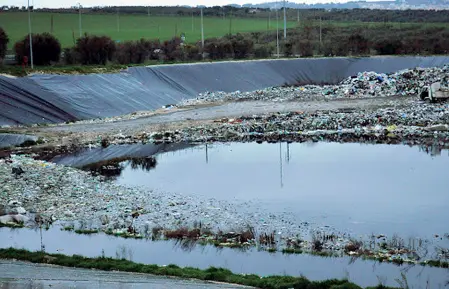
left=0, top=247, right=398, bottom=289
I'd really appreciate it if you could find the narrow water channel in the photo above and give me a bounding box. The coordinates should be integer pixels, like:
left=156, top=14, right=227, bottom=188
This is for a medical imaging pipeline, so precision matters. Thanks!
left=0, top=227, right=447, bottom=288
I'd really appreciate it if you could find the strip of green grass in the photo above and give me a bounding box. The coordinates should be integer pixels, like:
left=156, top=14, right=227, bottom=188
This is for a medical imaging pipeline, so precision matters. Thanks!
left=0, top=247, right=398, bottom=289
left=0, top=12, right=297, bottom=49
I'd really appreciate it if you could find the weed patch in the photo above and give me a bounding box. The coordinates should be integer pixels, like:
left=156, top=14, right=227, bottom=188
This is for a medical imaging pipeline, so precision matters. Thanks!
left=0, top=247, right=401, bottom=288
left=74, top=229, right=99, bottom=235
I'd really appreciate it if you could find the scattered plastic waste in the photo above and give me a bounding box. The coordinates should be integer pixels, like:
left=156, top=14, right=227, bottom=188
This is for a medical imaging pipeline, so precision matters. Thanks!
left=180, top=66, right=449, bottom=105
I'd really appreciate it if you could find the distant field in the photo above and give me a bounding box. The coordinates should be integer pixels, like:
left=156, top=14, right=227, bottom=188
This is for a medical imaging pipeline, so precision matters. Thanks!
left=0, top=12, right=297, bottom=48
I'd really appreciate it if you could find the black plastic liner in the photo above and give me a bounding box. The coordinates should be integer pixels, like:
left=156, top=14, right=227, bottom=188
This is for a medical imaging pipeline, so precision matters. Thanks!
left=0, top=134, right=37, bottom=149
left=48, top=142, right=195, bottom=168
left=2, top=56, right=449, bottom=126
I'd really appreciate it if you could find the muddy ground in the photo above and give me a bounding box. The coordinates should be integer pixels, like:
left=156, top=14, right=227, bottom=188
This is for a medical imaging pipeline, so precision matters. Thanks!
left=0, top=260, right=247, bottom=289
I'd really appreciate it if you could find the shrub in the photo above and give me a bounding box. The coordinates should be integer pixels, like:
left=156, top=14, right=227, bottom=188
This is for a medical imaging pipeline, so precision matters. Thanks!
left=14, top=33, right=61, bottom=65
left=298, top=40, right=314, bottom=57
left=322, top=36, right=349, bottom=57
left=62, top=47, right=78, bottom=65
left=229, top=34, right=254, bottom=59
left=347, top=33, right=369, bottom=55
left=183, top=44, right=202, bottom=61
left=116, top=41, right=139, bottom=64
left=162, top=37, right=182, bottom=61
left=0, top=27, right=9, bottom=60
left=433, top=38, right=449, bottom=54
left=141, top=39, right=161, bottom=60
left=283, top=41, right=294, bottom=57
left=116, top=38, right=161, bottom=64
left=75, top=34, right=116, bottom=65
left=204, top=38, right=233, bottom=60
left=374, top=38, right=405, bottom=55
left=254, top=44, right=272, bottom=58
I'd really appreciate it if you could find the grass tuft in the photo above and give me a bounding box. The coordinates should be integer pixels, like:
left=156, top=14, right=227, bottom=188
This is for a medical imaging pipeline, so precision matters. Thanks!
left=0, top=223, right=24, bottom=229
left=74, top=229, right=99, bottom=235
left=282, top=248, right=303, bottom=254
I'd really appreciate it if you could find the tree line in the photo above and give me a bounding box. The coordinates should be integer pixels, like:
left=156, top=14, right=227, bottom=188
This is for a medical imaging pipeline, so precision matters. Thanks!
left=1, top=23, right=449, bottom=67
left=3, top=6, right=449, bottom=23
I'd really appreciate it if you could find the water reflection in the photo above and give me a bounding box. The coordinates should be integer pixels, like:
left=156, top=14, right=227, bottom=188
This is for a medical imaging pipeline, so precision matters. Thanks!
left=419, top=144, right=449, bottom=157
left=48, top=141, right=449, bottom=237
left=85, top=156, right=158, bottom=180
left=113, top=142, right=449, bottom=238
left=130, top=156, right=157, bottom=171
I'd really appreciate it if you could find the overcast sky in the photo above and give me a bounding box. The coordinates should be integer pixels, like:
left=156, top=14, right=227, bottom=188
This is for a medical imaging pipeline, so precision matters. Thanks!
left=5, top=0, right=352, bottom=9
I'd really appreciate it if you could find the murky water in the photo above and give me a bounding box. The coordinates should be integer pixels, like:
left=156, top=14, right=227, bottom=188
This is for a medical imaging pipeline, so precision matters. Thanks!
left=37, top=142, right=449, bottom=288
left=0, top=227, right=447, bottom=288
left=51, top=142, right=449, bottom=239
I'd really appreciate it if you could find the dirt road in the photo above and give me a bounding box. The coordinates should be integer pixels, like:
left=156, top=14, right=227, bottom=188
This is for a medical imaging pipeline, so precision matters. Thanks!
left=0, top=260, right=247, bottom=289
left=41, top=97, right=410, bottom=133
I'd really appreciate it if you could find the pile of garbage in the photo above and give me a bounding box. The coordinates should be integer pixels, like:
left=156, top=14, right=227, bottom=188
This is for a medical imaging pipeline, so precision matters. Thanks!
left=146, top=100, right=449, bottom=145
left=180, top=66, right=449, bottom=105
left=0, top=155, right=311, bottom=239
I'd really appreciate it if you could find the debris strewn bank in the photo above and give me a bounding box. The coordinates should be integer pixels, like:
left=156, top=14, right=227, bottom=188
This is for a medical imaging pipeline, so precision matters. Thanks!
left=2, top=153, right=449, bottom=268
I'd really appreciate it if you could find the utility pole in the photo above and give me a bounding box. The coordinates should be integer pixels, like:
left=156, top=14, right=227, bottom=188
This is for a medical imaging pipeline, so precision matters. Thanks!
left=78, top=3, right=82, bottom=37
left=147, top=6, right=150, bottom=18
left=117, top=7, right=120, bottom=33
left=267, top=14, right=269, bottom=31
left=268, top=9, right=271, bottom=28
left=201, top=8, right=204, bottom=48
left=319, top=17, right=322, bottom=45
left=229, top=13, right=232, bottom=35
left=283, top=0, right=287, bottom=39
left=275, top=2, right=279, bottom=58
left=297, top=9, right=299, bottom=22
left=27, top=0, right=33, bottom=69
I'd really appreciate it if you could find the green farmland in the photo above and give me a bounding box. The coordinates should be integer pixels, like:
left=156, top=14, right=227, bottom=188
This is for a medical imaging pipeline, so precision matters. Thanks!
left=0, top=12, right=297, bottom=48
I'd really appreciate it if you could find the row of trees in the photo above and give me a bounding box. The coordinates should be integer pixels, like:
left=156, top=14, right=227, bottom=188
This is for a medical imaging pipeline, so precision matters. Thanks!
left=0, top=28, right=8, bottom=60
left=5, top=7, right=449, bottom=23
left=0, top=26, right=255, bottom=65
left=277, top=23, right=449, bottom=56
left=1, top=24, right=449, bottom=67
left=296, top=8, right=449, bottom=23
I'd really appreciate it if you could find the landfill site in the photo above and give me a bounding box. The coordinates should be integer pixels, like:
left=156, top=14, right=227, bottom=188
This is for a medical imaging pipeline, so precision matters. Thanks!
left=1, top=56, right=449, bottom=288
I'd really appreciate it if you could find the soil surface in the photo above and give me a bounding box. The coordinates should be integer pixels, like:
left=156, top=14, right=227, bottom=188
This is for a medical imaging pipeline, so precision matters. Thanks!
left=0, top=260, right=247, bottom=289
